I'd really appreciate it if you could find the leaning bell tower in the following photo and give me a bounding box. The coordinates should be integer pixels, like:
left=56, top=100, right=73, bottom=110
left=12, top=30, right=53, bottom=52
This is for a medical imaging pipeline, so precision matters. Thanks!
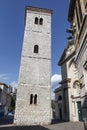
left=14, top=6, right=52, bottom=125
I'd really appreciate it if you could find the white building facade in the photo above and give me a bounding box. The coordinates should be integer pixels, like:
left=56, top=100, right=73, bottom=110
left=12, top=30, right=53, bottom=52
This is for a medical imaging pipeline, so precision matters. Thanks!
left=55, top=0, right=87, bottom=123
left=0, top=82, right=12, bottom=116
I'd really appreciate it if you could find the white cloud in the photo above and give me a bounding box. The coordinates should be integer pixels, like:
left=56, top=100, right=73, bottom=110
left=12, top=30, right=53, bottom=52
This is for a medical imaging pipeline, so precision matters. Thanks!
left=51, top=74, right=61, bottom=99
left=51, top=74, right=61, bottom=89
left=0, top=74, right=9, bottom=80
left=10, top=81, right=18, bottom=88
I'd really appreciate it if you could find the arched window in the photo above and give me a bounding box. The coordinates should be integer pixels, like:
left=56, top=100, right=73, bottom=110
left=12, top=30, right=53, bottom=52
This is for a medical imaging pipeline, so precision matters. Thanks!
left=39, top=18, right=43, bottom=25
left=34, top=45, right=39, bottom=53
left=35, top=17, right=38, bottom=24
left=34, top=94, right=37, bottom=104
left=58, top=95, right=62, bottom=101
left=30, top=94, right=33, bottom=104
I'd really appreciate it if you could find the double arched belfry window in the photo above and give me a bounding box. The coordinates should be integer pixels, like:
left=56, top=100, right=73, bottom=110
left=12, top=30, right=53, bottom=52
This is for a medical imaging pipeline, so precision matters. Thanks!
left=34, top=17, right=43, bottom=25
left=35, top=17, right=38, bottom=24
left=30, top=94, right=33, bottom=104
left=30, top=94, right=37, bottom=105
left=39, top=18, right=43, bottom=25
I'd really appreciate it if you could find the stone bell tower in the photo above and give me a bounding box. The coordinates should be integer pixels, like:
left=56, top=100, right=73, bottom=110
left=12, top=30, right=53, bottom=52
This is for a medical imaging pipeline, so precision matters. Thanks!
left=14, top=6, right=52, bottom=125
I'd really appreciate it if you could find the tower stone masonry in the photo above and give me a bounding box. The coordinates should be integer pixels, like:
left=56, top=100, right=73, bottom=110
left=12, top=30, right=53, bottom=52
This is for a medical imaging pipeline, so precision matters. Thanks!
left=14, top=6, right=52, bottom=125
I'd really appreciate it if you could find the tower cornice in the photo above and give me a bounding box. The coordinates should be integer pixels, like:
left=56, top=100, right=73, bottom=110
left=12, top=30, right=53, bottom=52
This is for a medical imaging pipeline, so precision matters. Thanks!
left=26, top=6, right=53, bottom=14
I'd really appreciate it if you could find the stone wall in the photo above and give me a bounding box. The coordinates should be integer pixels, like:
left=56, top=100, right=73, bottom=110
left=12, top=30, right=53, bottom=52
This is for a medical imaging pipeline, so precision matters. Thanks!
left=14, top=7, right=52, bottom=125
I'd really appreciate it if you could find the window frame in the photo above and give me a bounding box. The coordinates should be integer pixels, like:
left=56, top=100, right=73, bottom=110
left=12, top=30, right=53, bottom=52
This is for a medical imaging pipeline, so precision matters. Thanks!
left=35, top=17, right=38, bottom=24
left=39, top=18, right=43, bottom=25
left=30, top=94, right=33, bottom=104
left=34, top=45, right=39, bottom=53
left=34, top=94, right=37, bottom=104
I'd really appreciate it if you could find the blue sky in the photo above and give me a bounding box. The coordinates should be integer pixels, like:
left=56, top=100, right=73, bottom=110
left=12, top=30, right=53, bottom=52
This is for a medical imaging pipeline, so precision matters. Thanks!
left=0, top=0, right=70, bottom=88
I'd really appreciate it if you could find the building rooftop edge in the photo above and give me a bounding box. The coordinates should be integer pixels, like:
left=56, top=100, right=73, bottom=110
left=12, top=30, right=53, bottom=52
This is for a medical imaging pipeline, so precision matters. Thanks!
left=54, top=87, right=62, bottom=93
left=26, top=6, right=53, bottom=14
left=0, top=82, right=8, bottom=88
left=58, top=40, right=75, bottom=66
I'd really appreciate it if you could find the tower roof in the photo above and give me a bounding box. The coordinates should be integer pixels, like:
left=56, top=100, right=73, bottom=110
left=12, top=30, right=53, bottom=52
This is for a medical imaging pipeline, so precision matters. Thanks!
left=26, top=6, right=53, bottom=14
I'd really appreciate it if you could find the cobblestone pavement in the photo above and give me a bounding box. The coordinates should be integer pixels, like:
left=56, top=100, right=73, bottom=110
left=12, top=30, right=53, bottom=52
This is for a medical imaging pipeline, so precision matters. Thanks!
left=0, top=122, right=85, bottom=130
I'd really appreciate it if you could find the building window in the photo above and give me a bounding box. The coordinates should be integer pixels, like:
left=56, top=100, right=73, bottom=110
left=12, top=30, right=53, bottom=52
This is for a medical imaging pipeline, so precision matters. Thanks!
left=34, top=94, right=37, bottom=104
left=35, top=17, right=38, bottom=24
left=34, top=45, right=39, bottom=53
left=58, top=95, right=62, bottom=101
left=39, top=18, right=43, bottom=25
left=30, top=94, right=33, bottom=104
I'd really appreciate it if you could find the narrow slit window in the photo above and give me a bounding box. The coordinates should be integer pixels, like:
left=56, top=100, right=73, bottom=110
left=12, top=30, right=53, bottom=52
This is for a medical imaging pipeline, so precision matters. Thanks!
left=39, top=18, right=43, bottom=25
left=34, top=94, right=37, bottom=104
left=34, top=45, right=39, bottom=53
left=35, top=17, right=38, bottom=24
left=30, top=94, right=33, bottom=104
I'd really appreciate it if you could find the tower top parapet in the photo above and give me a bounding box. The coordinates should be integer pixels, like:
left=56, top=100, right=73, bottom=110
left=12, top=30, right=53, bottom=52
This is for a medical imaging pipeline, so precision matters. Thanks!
left=26, top=6, right=53, bottom=14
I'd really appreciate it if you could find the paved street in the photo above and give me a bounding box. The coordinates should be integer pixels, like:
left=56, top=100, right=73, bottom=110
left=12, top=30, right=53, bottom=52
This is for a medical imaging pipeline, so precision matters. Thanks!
left=0, top=116, right=86, bottom=130
left=0, top=122, right=85, bottom=130
left=46, top=122, right=85, bottom=130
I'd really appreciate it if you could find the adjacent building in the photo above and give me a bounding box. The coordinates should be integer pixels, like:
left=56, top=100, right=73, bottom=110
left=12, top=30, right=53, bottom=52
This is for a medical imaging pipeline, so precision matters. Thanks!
left=55, top=0, right=87, bottom=123
left=0, top=82, right=9, bottom=116
left=0, top=82, right=17, bottom=117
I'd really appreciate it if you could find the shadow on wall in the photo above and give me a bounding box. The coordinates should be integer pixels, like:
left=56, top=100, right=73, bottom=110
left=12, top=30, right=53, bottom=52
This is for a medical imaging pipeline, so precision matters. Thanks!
left=82, top=95, right=87, bottom=118
left=82, top=95, right=87, bottom=129
left=0, top=126, right=50, bottom=130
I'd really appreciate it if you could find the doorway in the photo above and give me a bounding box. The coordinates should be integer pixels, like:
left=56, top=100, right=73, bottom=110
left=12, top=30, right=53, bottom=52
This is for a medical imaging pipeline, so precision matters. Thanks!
left=77, top=101, right=83, bottom=121
left=59, top=108, right=62, bottom=120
